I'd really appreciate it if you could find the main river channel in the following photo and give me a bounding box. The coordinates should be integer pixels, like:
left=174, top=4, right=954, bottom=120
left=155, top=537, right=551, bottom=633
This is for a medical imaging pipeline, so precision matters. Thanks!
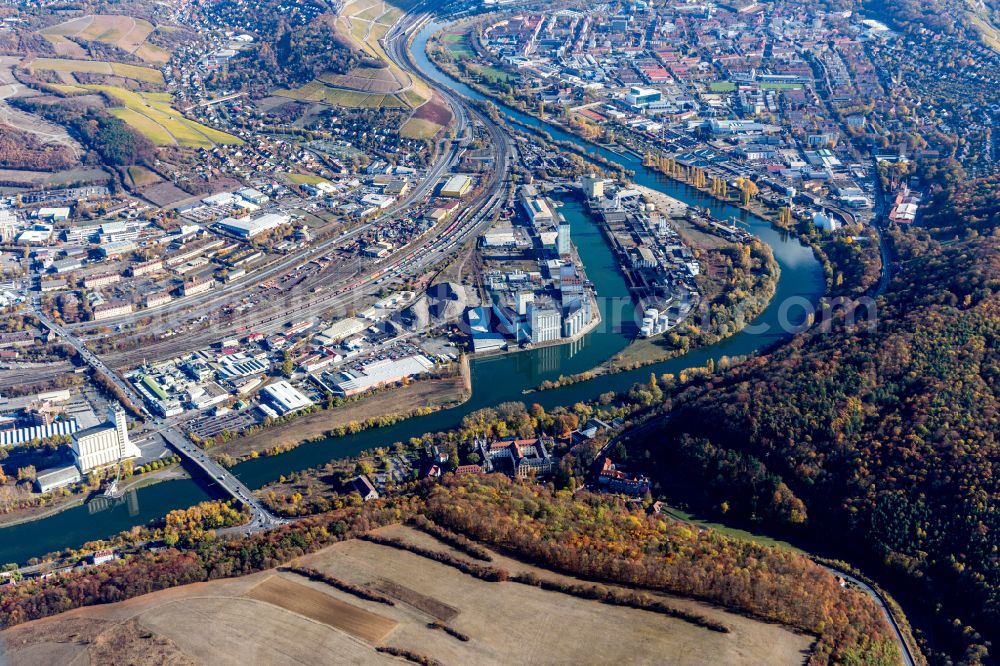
left=0, top=20, right=823, bottom=565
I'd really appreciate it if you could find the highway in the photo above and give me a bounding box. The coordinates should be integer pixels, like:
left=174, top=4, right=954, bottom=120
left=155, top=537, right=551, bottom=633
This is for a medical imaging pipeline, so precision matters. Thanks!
left=31, top=302, right=151, bottom=416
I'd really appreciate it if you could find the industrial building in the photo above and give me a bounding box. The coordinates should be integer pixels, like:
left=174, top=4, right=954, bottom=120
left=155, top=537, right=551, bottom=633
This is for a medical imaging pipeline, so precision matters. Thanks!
left=557, top=222, right=571, bottom=256
left=71, top=406, right=141, bottom=473
left=440, top=174, right=473, bottom=197
left=529, top=304, right=562, bottom=344
left=581, top=173, right=605, bottom=199
left=215, top=213, right=291, bottom=239
left=0, top=419, right=78, bottom=448
left=519, top=186, right=555, bottom=227
left=260, top=380, right=313, bottom=415
left=314, top=318, right=368, bottom=345
left=331, top=354, right=434, bottom=396
left=35, top=465, right=83, bottom=493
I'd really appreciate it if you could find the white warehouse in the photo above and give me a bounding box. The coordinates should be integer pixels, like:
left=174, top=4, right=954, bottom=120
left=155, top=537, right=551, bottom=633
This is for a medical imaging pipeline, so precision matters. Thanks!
left=216, top=213, right=290, bottom=239
left=261, top=380, right=313, bottom=415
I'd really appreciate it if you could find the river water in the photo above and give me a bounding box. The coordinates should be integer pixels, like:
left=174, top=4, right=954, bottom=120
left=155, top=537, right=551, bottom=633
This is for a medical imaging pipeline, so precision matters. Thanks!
left=0, top=21, right=823, bottom=566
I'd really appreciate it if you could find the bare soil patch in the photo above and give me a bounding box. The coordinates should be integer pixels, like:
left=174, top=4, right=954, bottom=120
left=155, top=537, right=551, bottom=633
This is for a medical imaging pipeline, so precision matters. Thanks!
left=2, top=616, right=195, bottom=666
left=412, top=95, right=452, bottom=126
left=0, top=573, right=403, bottom=665
left=245, top=575, right=398, bottom=642
left=374, top=578, right=459, bottom=621
left=140, top=181, right=192, bottom=206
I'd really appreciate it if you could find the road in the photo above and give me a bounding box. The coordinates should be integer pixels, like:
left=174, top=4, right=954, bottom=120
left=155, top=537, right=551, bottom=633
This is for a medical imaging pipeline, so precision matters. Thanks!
left=23, top=2, right=513, bottom=521
left=35, top=297, right=285, bottom=529
left=160, top=426, right=285, bottom=532
left=820, top=564, right=917, bottom=666
left=31, top=302, right=150, bottom=416
left=68, top=58, right=470, bottom=339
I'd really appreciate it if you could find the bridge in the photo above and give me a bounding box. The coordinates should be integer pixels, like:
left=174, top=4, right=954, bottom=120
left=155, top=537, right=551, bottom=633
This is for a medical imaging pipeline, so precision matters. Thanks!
left=32, top=304, right=150, bottom=416
left=160, top=427, right=286, bottom=532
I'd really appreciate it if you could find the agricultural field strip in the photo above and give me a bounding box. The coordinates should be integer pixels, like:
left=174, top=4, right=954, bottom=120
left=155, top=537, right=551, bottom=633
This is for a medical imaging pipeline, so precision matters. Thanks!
left=245, top=575, right=398, bottom=643
left=26, top=57, right=163, bottom=84
left=77, top=85, right=242, bottom=147
left=109, top=108, right=175, bottom=146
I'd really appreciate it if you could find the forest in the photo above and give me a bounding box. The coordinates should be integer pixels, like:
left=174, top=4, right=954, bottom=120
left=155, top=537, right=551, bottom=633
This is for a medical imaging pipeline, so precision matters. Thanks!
left=420, top=475, right=898, bottom=666
left=0, top=124, right=76, bottom=171
left=0, top=477, right=900, bottom=666
left=198, top=0, right=373, bottom=94
left=11, top=97, right=154, bottom=167
left=630, top=170, right=999, bottom=663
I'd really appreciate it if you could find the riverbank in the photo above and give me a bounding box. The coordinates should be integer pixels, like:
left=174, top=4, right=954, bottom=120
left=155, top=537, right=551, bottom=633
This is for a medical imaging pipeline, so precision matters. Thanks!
left=534, top=199, right=780, bottom=391
left=0, top=464, right=189, bottom=531
left=427, top=23, right=791, bottom=234
left=208, top=372, right=470, bottom=464
left=0, top=17, right=825, bottom=570
left=428, top=28, right=884, bottom=302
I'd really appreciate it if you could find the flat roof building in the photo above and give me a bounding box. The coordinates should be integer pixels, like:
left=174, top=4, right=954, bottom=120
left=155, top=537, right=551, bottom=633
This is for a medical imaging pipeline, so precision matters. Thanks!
left=35, top=465, right=82, bottom=493
left=519, top=186, right=555, bottom=227
left=440, top=174, right=473, bottom=198
left=261, top=380, right=313, bottom=415
left=332, top=354, right=434, bottom=397
left=216, top=213, right=290, bottom=239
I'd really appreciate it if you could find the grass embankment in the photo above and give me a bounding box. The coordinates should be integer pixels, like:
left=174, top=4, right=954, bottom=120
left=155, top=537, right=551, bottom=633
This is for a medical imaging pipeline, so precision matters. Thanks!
left=207, top=373, right=469, bottom=462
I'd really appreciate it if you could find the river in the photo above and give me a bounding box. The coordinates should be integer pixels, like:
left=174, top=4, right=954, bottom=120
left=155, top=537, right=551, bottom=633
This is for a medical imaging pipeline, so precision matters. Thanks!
left=0, top=20, right=823, bottom=566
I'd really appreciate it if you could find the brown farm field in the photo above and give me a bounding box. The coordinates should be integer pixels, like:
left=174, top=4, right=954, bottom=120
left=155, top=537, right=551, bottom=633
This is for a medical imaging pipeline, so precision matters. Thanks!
left=26, top=57, right=164, bottom=85
left=300, top=525, right=814, bottom=665
left=411, top=95, right=453, bottom=126
left=246, top=576, right=398, bottom=642
left=319, top=64, right=409, bottom=94
left=0, top=527, right=812, bottom=665
left=0, top=572, right=400, bottom=666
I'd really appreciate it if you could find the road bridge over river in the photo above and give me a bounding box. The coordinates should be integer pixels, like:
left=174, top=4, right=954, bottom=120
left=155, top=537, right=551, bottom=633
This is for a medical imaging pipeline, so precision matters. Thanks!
left=160, top=426, right=286, bottom=532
